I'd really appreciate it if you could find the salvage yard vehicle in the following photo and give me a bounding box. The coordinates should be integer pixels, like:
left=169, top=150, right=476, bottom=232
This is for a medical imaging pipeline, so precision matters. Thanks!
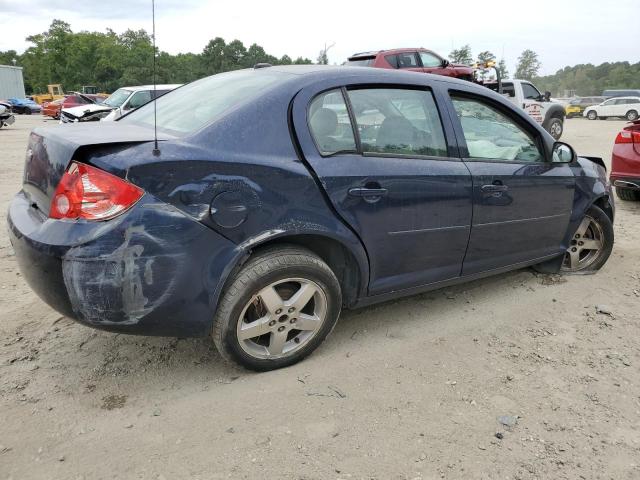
left=611, top=119, right=640, bottom=201
left=584, top=97, right=640, bottom=121
left=42, top=94, right=107, bottom=119
left=7, top=97, right=42, bottom=115
left=0, top=103, right=15, bottom=128
left=347, top=48, right=475, bottom=81
left=8, top=66, right=615, bottom=371
left=484, top=79, right=566, bottom=139
left=565, top=96, right=606, bottom=118
left=60, top=84, right=180, bottom=123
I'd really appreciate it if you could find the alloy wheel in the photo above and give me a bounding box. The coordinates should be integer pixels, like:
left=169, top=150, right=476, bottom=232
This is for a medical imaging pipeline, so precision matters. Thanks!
left=236, top=278, right=327, bottom=359
left=561, top=215, right=604, bottom=271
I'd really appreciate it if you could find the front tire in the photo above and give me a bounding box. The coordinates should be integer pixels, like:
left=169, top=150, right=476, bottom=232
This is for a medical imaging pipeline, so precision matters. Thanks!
left=586, top=110, right=597, bottom=120
left=616, top=186, right=640, bottom=201
left=626, top=110, right=639, bottom=121
left=546, top=117, right=563, bottom=140
left=212, top=246, right=342, bottom=371
left=561, top=205, right=613, bottom=273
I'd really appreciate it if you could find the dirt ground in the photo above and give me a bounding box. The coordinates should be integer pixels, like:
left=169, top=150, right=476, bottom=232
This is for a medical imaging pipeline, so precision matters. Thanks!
left=1, top=115, right=639, bottom=480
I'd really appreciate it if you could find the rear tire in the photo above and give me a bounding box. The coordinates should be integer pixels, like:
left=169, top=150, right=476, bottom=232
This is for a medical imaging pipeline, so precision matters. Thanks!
left=626, top=110, right=639, bottom=121
left=616, top=186, right=640, bottom=201
left=560, top=205, right=613, bottom=273
left=587, top=110, right=597, bottom=120
left=212, top=246, right=342, bottom=371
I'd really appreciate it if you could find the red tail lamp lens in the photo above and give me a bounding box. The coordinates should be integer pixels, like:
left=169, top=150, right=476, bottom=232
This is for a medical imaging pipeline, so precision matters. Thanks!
left=49, top=162, right=143, bottom=220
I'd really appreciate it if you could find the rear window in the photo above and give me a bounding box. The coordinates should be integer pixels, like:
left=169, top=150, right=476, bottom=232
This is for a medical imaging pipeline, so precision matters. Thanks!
left=121, top=70, right=290, bottom=135
left=347, top=57, right=375, bottom=67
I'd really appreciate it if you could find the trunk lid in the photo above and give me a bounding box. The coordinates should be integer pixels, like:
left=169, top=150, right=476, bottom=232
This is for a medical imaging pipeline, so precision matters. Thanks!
left=23, top=123, right=174, bottom=215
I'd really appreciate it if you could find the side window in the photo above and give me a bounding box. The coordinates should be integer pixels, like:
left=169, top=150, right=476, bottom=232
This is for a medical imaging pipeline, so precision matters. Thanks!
left=128, top=91, right=152, bottom=109
left=501, top=83, right=516, bottom=98
left=347, top=88, right=447, bottom=157
left=521, top=83, right=541, bottom=100
left=308, top=89, right=357, bottom=156
left=451, top=96, right=543, bottom=163
left=419, top=51, right=442, bottom=68
left=603, top=99, right=616, bottom=106
left=397, top=52, right=419, bottom=69
left=385, top=54, right=399, bottom=69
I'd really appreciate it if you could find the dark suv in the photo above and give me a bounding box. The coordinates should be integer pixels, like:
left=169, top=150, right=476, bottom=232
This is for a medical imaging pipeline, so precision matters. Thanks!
left=347, top=48, right=475, bottom=81
left=8, top=66, right=614, bottom=371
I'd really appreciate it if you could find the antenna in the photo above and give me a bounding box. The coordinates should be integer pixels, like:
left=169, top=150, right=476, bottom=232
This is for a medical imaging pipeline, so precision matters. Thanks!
left=152, top=0, right=160, bottom=156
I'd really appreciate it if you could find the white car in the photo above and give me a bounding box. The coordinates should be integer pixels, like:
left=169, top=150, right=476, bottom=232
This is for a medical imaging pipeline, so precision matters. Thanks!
left=584, top=96, right=640, bottom=121
left=60, top=84, right=182, bottom=123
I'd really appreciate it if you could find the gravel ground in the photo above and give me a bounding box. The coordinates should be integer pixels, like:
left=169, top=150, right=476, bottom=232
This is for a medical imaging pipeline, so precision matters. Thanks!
left=1, top=116, right=639, bottom=480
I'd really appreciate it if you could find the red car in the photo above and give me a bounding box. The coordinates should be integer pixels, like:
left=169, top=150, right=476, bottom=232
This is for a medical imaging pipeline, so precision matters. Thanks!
left=42, top=94, right=106, bottom=119
left=611, top=120, right=640, bottom=201
left=347, top=48, right=475, bottom=81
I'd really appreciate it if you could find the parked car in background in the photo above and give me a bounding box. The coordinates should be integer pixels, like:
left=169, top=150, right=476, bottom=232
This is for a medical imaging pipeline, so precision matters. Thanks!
left=347, top=48, right=475, bottom=81
left=484, top=79, right=566, bottom=139
left=602, top=89, right=640, bottom=98
left=8, top=66, right=615, bottom=371
left=565, top=96, right=606, bottom=118
left=584, top=97, right=640, bottom=121
left=0, top=103, right=15, bottom=128
left=611, top=119, right=640, bottom=201
left=43, top=94, right=107, bottom=119
left=7, top=98, right=42, bottom=115
left=60, top=84, right=181, bottom=123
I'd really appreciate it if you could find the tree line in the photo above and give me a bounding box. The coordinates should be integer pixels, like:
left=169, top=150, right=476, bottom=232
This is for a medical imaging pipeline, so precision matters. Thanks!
left=0, top=20, right=312, bottom=94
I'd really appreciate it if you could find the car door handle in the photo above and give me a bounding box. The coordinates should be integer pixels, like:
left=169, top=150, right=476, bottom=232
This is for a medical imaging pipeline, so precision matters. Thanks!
left=481, top=184, right=509, bottom=193
left=348, top=187, right=388, bottom=198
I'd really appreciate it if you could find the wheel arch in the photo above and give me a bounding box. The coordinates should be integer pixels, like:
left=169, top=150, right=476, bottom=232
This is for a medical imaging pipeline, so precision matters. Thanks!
left=591, top=194, right=614, bottom=223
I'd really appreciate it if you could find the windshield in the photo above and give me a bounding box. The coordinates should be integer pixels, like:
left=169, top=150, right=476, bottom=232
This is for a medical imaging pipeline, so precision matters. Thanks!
left=121, top=69, right=291, bottom=135
left=102, top=88, right=132, bottom=107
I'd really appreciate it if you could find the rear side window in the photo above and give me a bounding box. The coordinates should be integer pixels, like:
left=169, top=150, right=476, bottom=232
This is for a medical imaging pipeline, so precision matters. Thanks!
left=347, top=88, right=447, bottom=157
left=385, top=54, right=399, bottom=69
left=308, top=89, right=357, bottom=155
left=451, top=96, right=543, bottom=163
left=500, top=82, right=516, bottom=98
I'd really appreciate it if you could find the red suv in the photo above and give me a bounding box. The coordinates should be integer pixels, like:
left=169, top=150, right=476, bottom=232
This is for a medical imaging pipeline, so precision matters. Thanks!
left=347, top=48, right=475, bottom=81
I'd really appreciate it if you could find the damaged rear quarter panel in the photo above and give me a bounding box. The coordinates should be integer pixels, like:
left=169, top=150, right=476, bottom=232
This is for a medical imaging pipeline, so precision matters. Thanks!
left=61, top=196, right=240, bottom=336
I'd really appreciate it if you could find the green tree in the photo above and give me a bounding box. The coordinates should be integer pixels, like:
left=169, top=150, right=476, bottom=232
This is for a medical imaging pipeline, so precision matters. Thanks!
left=514, top=49, right=541, bottom=80
left=476, top=50, right=496, bottom=66
left=449, top=45, right=473, bottom=65
left=497, top=58, right=509, bottom=79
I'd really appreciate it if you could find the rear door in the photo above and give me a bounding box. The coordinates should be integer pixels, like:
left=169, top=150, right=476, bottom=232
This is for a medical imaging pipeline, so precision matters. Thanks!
left=396, top=52, right=423, bottom=73
left=446, top=92, right=575, bottom=274
left=293, top=83, right=472, bottom=294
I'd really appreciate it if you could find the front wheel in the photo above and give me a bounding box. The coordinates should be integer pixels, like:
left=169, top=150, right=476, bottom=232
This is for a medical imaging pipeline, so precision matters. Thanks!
left=561, top=205, right=613, bottom=273
left=546, top=118, right=563, bottom=140
left=212, top=246, right=342, bottom=371
left=626, top=110, right=639, bottom=121
left=586, top=110, right=597, bottom=120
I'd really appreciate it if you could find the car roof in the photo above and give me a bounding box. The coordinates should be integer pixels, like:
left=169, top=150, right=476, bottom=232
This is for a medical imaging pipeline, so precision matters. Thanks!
left=607, top=96, right=640, bottom=100
left=118, top=84, right=183, bottom=92
left=349, top=48, right=435, bottom=58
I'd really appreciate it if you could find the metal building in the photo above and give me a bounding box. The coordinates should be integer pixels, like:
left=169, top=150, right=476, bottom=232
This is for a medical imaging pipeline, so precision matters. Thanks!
left=0, top=65, right=26, bottom=99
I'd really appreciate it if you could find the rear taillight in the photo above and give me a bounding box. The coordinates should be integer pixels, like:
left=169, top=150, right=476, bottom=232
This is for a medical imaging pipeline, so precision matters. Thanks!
left=615, top=130, right=640, bottom=144
left=49, top=162, right=143, bottom=221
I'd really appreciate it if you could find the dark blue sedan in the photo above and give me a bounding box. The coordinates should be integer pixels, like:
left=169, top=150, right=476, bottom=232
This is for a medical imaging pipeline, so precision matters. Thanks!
left=8, top=66, right=614, bottom=370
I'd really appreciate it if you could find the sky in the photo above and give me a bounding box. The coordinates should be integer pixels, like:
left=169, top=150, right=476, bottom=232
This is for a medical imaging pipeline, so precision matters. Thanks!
left=0, top=0, right=638, bottom=75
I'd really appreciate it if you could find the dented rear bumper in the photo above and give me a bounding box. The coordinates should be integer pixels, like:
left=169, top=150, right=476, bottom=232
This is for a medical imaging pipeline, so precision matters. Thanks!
left=7, top=191, right=240, bottom=337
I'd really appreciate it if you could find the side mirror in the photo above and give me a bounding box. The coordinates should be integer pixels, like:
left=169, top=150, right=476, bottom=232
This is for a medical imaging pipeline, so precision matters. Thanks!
left=442, top=59, right=450, bottom=68
left=552, top=142, right=576, bottom=163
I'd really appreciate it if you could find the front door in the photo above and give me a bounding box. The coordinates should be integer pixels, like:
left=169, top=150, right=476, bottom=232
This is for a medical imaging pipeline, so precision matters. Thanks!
left=418, top=51, right=449, bottom=76
left=294, top=85, right=473, bottom=294
left=447, top=93, right=575, bottom=275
